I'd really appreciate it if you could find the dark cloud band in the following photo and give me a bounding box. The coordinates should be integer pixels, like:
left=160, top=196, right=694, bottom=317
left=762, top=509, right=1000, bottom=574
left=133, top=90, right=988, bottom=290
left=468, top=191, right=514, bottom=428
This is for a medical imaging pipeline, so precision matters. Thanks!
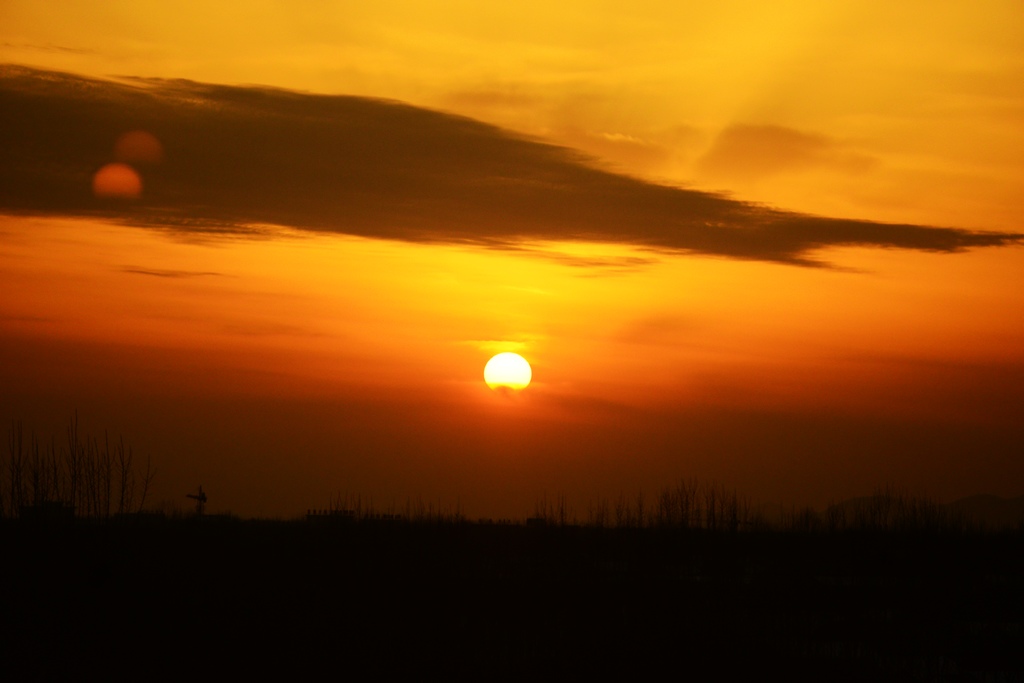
left=1, top=65, right=1018, bottom=265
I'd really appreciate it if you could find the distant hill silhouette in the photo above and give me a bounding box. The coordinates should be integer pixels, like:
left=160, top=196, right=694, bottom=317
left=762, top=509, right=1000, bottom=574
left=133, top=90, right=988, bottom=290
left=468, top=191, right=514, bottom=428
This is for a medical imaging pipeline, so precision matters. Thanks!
left=947, top=494, right=1024, bottom=530
left=821, top=492, right=1024, bottom=532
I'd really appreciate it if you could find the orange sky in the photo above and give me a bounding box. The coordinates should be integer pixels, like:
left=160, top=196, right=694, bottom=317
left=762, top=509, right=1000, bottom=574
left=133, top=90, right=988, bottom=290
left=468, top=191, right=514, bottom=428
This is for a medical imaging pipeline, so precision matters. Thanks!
left=2, top=3, right=1022, bottom=518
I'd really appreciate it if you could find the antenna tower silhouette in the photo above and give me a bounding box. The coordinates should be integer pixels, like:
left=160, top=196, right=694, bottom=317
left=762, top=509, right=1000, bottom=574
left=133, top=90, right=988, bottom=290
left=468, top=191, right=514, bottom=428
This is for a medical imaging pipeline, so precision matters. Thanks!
left=186, top=485, right=208, bottom=516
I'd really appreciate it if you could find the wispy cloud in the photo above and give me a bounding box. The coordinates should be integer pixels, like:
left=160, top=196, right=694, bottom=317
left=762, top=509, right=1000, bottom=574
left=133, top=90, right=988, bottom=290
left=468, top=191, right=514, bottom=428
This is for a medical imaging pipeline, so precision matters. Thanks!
left=493, top=243, right=659, bottom=274
left=1, top=65, right=1018, bottom=266
left=121, top=266, right=223, bottom=278
left=1, top=42, right=97, bottom=55
left=696, top=124, right=876, bottom=182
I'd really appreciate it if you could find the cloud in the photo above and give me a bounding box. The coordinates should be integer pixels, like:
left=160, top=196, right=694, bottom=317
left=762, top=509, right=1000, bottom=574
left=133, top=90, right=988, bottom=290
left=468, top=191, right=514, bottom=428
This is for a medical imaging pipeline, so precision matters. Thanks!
left=442, top=86, right=543, bottom=110
left=494, top=243, right=659, bottom=274
left=1, top=42, right=97, bottom=55
left=120, top=266, right=223, bottom=278
left=616, top=314, right=697, bottom=346
left=1, top=65, right=1018, bottom=266
left=696, top=124, right=876, bottom=183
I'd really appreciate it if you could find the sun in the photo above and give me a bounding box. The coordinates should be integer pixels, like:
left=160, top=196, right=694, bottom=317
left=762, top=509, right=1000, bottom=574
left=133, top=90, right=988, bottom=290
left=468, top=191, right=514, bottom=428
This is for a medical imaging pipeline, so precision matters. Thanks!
left=484, top=352, right=532, bottom=391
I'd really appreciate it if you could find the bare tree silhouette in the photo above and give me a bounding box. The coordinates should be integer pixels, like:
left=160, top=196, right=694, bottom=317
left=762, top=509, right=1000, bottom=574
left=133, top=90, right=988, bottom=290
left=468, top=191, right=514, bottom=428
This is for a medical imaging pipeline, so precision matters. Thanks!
left=2, top=417, right=155, bottom=520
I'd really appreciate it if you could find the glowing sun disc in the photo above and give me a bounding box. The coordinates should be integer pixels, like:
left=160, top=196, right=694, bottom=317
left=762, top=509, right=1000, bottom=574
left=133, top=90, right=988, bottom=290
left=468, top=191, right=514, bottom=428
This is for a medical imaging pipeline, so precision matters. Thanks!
left=484, top=352, right=532, bottom=391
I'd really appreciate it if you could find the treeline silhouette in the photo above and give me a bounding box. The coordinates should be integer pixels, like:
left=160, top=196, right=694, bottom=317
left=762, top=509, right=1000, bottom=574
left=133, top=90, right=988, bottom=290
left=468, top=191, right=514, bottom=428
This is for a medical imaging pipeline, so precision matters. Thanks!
left=1, top=417, right=155, bottom=520
left=5, top=487, right=1021, bottom=679
left=531, top=480, right=749, bottom=531
left=2, top=422, right=1021, bottom=680
left=307, top=490, right=469, bottom=524
left=313, top=481, right=1013, bottom=535
left=4, top=417, right=1017, bottom=535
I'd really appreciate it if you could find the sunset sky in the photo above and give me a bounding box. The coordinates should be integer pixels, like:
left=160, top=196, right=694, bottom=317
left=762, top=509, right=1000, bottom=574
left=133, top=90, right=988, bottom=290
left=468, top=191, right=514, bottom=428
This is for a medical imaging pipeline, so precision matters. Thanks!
left=2, top=2, right=1022, bottom=518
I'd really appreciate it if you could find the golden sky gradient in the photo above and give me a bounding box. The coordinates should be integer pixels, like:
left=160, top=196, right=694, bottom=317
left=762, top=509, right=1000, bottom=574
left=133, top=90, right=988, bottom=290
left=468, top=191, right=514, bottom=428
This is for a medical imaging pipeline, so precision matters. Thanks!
left=2, top=2, right=1022, bottom=517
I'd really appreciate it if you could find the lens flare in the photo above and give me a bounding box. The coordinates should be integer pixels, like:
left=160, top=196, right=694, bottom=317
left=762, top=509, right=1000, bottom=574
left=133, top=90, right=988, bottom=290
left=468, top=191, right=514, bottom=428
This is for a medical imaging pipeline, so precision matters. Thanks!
left=92, top=162, right=142, bottom=199
left=114, top=130, right=163, bottom=165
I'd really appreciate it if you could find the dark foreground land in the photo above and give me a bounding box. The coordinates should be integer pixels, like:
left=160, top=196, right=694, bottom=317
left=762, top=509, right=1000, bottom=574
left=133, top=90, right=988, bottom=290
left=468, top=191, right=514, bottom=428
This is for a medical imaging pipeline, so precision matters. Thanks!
left=2, top=517, right=1022, bottom=681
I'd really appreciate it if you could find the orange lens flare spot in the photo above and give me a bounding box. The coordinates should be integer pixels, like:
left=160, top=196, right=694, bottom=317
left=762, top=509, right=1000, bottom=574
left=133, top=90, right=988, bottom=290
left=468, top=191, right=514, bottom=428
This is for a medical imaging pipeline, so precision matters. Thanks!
left=92, top=162, right=142, bottom=199
left=114, top=130, right=163, bottom=165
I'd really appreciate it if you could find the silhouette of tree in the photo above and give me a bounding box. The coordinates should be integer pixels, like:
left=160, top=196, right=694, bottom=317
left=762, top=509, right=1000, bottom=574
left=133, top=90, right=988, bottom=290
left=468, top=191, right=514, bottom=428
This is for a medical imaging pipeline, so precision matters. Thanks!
left=2, top=417, right=155, bottom=520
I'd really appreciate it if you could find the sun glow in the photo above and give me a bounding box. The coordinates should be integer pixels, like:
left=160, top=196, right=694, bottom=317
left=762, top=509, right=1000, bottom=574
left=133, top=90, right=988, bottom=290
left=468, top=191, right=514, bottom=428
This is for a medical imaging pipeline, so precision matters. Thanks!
left=484, top=352, right=532, bottom=391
